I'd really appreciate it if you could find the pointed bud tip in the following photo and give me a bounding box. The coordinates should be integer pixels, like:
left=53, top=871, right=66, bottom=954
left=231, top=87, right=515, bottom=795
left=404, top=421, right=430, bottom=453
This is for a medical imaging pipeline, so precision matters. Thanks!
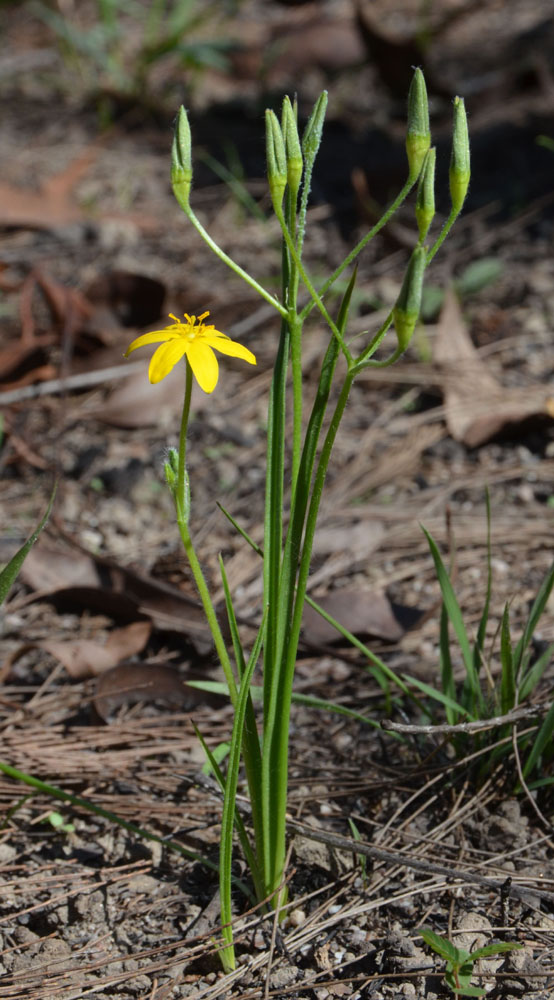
left=406, top=69, right=431, bottom=180
left=449, top=96, right=470, bottom=213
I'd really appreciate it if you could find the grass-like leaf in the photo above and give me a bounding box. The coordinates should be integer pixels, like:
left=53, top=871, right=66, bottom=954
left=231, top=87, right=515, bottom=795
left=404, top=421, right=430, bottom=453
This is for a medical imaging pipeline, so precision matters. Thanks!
left=513, top=559, right=554, bottom=680
left=218, top=611, right=266, bottom=972
left=422, top=526, right=485, bottom=716
left=0, top=486, right=56, bottom=606
left=499, top=603, right=515, bottom=714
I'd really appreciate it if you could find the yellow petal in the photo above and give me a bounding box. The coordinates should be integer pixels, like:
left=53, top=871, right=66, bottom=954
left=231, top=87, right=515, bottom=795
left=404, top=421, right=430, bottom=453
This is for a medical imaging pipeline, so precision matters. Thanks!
left=204, top=333, right=256, bottom=366
left=186, top=340, right=219, bottom=393
left=148, top=339, right=188, bottom=383
left=124, top=329, right=179, bottom=357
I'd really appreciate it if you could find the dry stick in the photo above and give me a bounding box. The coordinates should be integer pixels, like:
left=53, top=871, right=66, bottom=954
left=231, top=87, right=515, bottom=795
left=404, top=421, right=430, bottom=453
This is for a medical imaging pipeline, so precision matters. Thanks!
left=511, top=722, right=552, bottom=831
left=381, top=702, right=551, bottom=734
left=286, top=819, right=554, bottom=906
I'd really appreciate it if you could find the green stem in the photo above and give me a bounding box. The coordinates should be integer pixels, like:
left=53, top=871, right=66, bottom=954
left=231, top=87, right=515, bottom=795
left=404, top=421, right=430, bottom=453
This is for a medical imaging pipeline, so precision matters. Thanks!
left=177, top=518, right=237, bottom=707
left=265, top=370, right=356, bottom=896
left=173, top=194, right=288, bottom=319
left=299, top=175, right=417, bottom=325
left=426, top=206, right=461, bottom=264
left=173, top=364, right=237, bottom=706
left=285, top=187, right=303, bottom=494
left=176, top=362, right=192, bottom=523
left=275, top=202, right=351, bottom=362
left=353, top=309, right=395, bottom=367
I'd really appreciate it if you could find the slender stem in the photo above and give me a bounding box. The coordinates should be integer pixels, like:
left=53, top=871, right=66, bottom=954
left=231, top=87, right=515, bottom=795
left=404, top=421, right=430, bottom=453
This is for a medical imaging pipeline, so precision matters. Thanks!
left=426, top=206, right=460, bottom=264
left=173, top=192, right=288, bottom=319
left=176, top=362, right=192, bottom=522
left=172, top=365, right=237, bottom=705
left=275, top=202, right=351, bottom=362
left=299, top=175, right=417, bottom=325
left=285, top=187, right=303, bottom=493
left=261, top=248, right=290, bottom=889
left=266, top=370, right=356, bottom=896
left=177, top=518, right=237, bottom=706
left=353, top=309, right=395, bottom=367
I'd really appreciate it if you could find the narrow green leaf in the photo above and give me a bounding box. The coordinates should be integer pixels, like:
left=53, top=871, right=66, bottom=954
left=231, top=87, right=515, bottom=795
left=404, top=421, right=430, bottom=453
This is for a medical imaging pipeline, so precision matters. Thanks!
left=499, top=603, right=515, bottom=713
left=404, top=675, right=475, bottom=719
left=518, top=642, right=554, bottom=701
left=422, top=526, right=484, bottom=714
left=473, top=488, right=492, bottom=677
left=439, top=602, right=457, bottom=723
left=219, top=611, right=266, bottom=970
left=186, top=680, right=400, bottom=733
left=513, top=560, right=554, bottom=679
left=0, top=759, right=217, bottom=870
left=522, top=699, right=554, bottom=779
left=0, top=485, right=56, bottom=605
left=192, top=723, right=259, bottom=902
left=218, top=555, right=246, bottom=681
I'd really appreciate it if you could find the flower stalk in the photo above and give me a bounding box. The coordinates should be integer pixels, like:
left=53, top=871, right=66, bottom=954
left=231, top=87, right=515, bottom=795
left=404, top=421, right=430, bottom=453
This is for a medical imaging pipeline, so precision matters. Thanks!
left=123, top=69, right=467, bottom=968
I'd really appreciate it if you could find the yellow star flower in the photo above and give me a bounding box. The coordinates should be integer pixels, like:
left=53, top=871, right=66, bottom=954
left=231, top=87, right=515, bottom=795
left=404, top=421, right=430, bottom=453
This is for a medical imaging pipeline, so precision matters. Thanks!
left=124, top=311, right=256, bottom=393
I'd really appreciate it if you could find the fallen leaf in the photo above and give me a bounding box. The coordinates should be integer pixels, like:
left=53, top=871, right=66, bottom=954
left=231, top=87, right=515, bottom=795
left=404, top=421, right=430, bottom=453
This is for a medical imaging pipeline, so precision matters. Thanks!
left=20, top=546, right=101, bottom=592
left=20, top=270, right=94, bottom=345
left=302, top=588, right=406, bottom=645
left=0, top=143, right=160, bottom=232
left=93, top=661, right=209, bottom=722
left=434, top=287, right=554, bottom=447
left=38, top=621, right=151, bottom=679
left=21, top=540, right=219, bottom=652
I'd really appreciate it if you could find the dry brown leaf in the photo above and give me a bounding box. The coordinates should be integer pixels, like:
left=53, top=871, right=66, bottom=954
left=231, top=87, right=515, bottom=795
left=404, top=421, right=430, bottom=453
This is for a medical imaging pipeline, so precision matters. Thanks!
left=435, top=287, right=554, bottom=447
left=21, top=540, right=219, bottom=652
left=20, top=545, right=101, bottom=592
left=38, top=621, right=151, bottom=680
left=93, top=661, right=207, bottom=721
left=302, top=587, right=405, bottom=645
left=0, top=143, right=160, bottom=232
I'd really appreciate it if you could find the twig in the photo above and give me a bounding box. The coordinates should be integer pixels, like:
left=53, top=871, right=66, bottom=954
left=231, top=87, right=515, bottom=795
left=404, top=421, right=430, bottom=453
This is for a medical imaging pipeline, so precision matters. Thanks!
left=286, top=818, right=554, bottom=905
left=512, top=722, right=552, bottom=832
left=381, top=703, right=550, bottom=735
left=0, top=361, right=146, bottom=404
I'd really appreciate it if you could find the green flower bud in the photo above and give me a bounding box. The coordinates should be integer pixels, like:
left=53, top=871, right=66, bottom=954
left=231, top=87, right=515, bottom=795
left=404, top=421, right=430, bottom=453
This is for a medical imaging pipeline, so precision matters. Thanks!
left=281, top=96, right=303, bottom=196
left=302, top=90, right=328, bottom=166
left=265, top=109, right=287, bottom=211
left=449, top=96, right=470, bottom=213
left=415, top=147, right=436, bottom=242
left=393, top=246, right=426, bottom=351
left=406, top=68, right=431, bottom=181
left=171, top=106, right=193, bottom=209
left=164, top=447, right=179, bottom=495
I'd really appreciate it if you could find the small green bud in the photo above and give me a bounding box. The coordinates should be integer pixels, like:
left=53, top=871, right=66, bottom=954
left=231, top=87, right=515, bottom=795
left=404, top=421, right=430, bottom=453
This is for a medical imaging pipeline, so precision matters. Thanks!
left=406, top=68, right=431, bottom=180
left=265, top=109, right=287, bottom=211
left=281, top=96, right=303, bottom=196
left=171, top=106, right=193, bottom=208
left=449, top=96, right=470, bottom=213
left=415, top=147, right=436, bottom=242
left=164, top=447, right=179, bottom=495
left=393, top=246, right=426, bottom=351
left=302, top=90, right=328, bottom=165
